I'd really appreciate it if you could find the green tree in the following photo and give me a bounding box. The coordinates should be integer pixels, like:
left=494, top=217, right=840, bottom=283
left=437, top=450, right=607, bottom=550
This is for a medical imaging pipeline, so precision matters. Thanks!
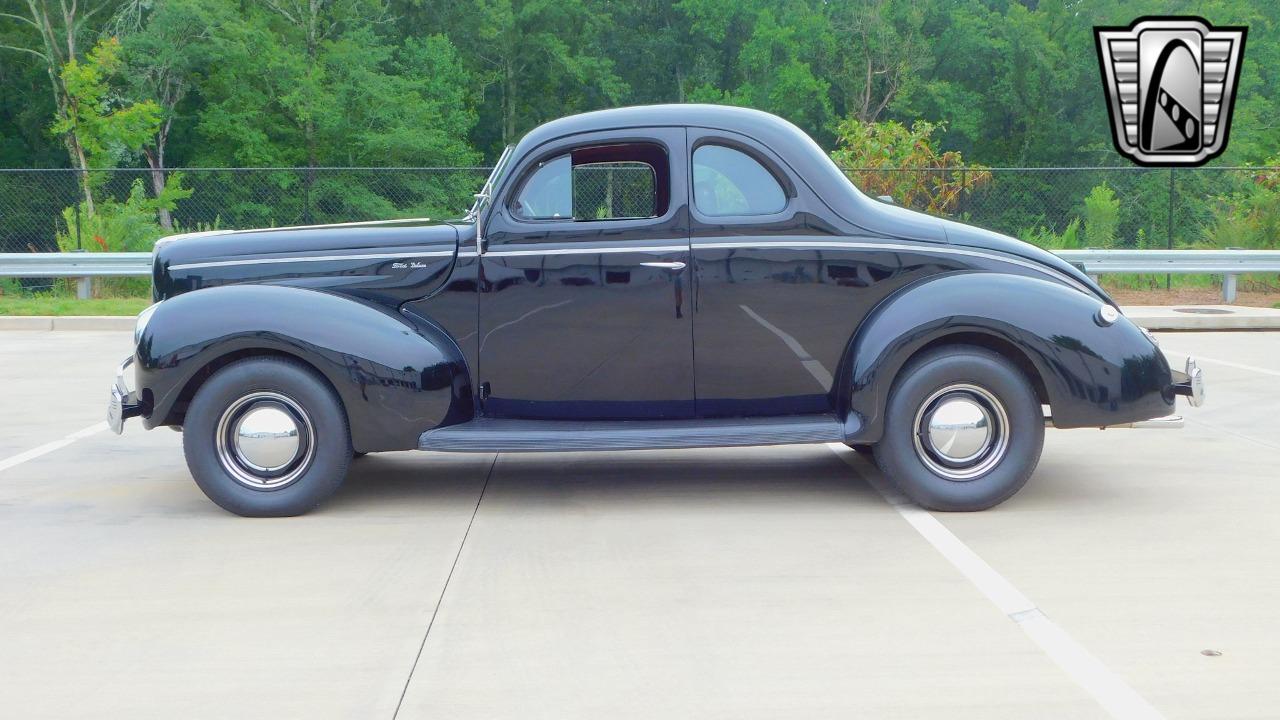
left=1, top=0, right=120, bottom=205
left=50, top=36, right=160, bottom=213
left=195, top=0, right=475, bottom=166
left=679, top=0, right=833, bottom=141
left=406, top=0, right=625, bottom=151
left=825, top=0, right=928, bottom=124
left=190, top=0, right=480, bottom=222
left=112, top=0, right=233, bottom=227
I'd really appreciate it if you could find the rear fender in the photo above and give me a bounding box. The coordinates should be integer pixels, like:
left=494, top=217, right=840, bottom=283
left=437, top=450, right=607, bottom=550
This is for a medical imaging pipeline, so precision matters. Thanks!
left=136, top=284, right=473, bottom=452
left=838, top=272, right=1173, bottom=441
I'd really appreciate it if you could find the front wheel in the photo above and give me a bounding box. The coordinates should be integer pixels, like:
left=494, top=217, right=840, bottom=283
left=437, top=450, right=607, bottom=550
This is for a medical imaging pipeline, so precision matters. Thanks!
left=873, top=346, right=1043, bottom=511
left=183, top=357, right=351, bottom=517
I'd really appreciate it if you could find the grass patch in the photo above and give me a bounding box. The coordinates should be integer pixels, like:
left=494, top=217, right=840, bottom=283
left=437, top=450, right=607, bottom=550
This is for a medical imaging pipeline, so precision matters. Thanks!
left=0, top=295, right=150, bottom=316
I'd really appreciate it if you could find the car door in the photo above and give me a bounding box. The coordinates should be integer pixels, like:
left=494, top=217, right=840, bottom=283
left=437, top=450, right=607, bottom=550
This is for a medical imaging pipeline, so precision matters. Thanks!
left=688, top=129, right=882, bottom=418
left=477, top=127, right=694, bottom=420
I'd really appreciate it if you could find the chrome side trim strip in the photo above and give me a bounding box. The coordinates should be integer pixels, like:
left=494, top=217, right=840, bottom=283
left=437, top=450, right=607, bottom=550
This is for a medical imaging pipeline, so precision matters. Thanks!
left=169, top=250, right=456, bottom=271
left=693, top=240, right=1089, bottom=292
left=486, top=244, right=687, bottom=257
left=484, top=239, right=1085, bottom=292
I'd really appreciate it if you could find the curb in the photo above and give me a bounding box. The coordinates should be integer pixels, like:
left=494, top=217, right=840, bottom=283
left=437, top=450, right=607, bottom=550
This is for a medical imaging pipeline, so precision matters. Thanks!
left=0, top=316, right=134, bottom=331
left=1122, top=305, right=1280, bottom=331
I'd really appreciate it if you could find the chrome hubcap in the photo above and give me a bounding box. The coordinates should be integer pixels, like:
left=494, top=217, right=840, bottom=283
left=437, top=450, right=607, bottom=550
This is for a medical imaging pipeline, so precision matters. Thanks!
left=216, top=392, right=314, bottom=489
left=233, top=406, right=300, bottom=471
left=912, top=384, right=1009, bottom=481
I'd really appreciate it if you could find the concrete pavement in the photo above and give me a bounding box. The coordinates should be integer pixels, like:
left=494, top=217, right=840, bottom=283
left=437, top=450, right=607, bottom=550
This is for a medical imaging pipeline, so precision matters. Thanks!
left=0, top=330, right=1276, bottom=718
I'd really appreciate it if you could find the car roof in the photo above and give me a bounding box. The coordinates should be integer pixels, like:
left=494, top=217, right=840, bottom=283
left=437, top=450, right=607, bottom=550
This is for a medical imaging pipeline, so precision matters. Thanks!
left=501, top=104, right=951, bottom=246
left=514, top=104, right=807, bottom=153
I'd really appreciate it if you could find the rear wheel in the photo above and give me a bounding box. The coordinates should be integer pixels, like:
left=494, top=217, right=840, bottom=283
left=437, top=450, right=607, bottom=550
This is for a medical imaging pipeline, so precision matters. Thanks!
left=183, top=357, right=351, bottom=517
left=872, top=346, right=1043, bottom=511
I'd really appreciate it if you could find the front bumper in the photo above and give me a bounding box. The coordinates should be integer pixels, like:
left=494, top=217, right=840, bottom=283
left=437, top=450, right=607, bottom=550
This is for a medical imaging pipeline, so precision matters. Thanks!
left=1104, top=356, right=1205, bottom=429
left=1045, top=356, right=1205, bottom=430
left=1170, top=356, right=1206, bottom=408
left=108, top=357, right=143, bottom=434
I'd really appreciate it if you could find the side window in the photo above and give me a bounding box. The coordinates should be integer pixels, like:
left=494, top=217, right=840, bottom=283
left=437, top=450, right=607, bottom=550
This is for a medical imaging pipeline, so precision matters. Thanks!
left=513, top=143, right=669, bottom=221
left=515, top=155, right=571, bottom=219
left=693, top=144, right=786, bottom=217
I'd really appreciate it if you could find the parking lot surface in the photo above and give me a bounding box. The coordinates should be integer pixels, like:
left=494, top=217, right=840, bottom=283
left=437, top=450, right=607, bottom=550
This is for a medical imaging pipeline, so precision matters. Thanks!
left=0, top=330, right=1276, bottom=719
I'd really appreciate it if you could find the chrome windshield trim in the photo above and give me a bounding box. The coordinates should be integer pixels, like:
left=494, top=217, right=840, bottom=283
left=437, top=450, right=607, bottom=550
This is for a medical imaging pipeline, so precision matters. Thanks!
left=168, top=250, right=456, bottom=271
left=467, top=144, right=515, bottom=222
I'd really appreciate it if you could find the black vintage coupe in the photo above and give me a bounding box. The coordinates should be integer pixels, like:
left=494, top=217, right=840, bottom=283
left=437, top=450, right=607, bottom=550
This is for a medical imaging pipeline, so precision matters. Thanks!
left=110, top=105, right=1204, bottom=516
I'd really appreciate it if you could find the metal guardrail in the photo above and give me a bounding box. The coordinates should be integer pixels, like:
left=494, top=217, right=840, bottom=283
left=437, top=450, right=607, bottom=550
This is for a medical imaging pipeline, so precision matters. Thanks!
left=0, top=252, right=151, bottom=298
left=1055, top=248, right=1280, bottom=302
left=2, top=248, right=1279, bottom=302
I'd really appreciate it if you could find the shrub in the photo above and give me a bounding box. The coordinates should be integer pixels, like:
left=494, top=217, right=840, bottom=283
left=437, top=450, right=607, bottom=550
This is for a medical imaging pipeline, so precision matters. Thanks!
left=1020, top=218, right=1080, bottom=250
left=829, top=118, right=989, bottom=215
left=51, top=173, right=191, bottom=298
left=1082, top=182, right=1119, bottom=248
left=55, top=173, right=191, bottom=253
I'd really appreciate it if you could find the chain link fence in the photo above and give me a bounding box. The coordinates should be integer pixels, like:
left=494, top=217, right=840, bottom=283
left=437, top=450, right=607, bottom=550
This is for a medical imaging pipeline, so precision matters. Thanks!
left=572, top=163, right=657, bottom=219
left=0, top=167, right=490, bottom=255
left=847, top=166, right=1276, bottom=251
left=3, top=165, right=1277, bottom=293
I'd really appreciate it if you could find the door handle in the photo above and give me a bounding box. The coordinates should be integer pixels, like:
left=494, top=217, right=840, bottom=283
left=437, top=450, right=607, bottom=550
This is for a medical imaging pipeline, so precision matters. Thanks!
left=640, top=261, right=686, bottom=270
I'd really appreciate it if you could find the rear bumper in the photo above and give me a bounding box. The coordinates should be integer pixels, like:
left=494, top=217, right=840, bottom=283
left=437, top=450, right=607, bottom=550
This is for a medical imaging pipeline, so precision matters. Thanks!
left=107, top=357, right=143, bottom=434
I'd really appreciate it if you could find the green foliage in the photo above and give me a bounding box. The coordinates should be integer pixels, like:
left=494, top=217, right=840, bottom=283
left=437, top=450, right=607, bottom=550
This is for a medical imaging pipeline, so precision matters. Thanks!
left=830, top=117, right=987, bottom=214
left=191, top=3, right=473, bottom=167
left=0, top=295, right=153, bottom=315
left=55, top=173, right=191, bottom=253
left=1081, top=183, right=1120, bottom=248
left=1200, top=171, right=1280, bottom=251
left=1022, top=218, right=1081, bottom=250
left=51, top=38, right=161, bottom=171
left=0, top=0, right=1277, bottom=173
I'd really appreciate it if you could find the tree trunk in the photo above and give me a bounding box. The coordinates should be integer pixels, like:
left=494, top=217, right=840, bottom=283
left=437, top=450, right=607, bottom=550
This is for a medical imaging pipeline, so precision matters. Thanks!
left=143, top=147, right=172, bottom=231
left=503, top=59, right=516, bottom=145
left=304, top=0, right=319, bottom=223
left=67, top=133, right=95, bottom=216
left=13, top=0, right=96, bottom=214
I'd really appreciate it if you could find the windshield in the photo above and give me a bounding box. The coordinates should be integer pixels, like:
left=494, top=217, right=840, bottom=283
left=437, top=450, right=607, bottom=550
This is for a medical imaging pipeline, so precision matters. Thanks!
left=466, top=144, right=515, bottom=221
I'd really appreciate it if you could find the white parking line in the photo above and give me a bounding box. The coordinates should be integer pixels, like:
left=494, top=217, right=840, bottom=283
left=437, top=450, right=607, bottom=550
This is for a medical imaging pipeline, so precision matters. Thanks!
left=739, top=305, right=833, bottom=388
left=1162, top=349, right=1280, bottom=378
left=830, top=445, right=1165, bottom=720
left=0, top=422, right=108, bottom=475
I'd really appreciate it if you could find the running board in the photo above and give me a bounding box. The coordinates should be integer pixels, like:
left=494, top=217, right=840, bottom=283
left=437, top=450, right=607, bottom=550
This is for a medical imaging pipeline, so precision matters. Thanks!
left=418, top=415, right=844, bottom=453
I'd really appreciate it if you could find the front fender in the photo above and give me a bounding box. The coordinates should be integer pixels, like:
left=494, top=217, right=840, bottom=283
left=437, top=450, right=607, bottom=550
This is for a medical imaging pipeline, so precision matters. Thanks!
left=840, top=272, right=1173, bottom=441
left=136, top=284, right=473, bottom=452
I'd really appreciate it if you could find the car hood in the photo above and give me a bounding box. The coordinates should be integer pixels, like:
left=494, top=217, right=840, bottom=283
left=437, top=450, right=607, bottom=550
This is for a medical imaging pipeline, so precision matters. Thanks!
left=151, top=219, right=460, bottom=306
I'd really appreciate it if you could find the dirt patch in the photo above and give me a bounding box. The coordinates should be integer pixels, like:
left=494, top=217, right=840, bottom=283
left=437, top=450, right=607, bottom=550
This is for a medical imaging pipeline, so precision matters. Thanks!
left=1108, top=287, right=1280, bottom=308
